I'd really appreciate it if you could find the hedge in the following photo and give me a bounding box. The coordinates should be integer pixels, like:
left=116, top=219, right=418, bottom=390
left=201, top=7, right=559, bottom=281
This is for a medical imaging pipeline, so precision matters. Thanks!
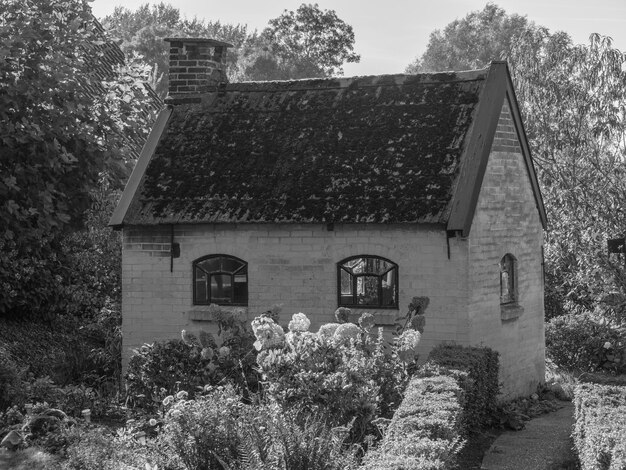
left=573, top=383, right=626, bottom=470
left=361, top=374, right=465, bottom=470
left=361, top=344, right=500, bottom=469
left=427, top=344, right=500, bottom=428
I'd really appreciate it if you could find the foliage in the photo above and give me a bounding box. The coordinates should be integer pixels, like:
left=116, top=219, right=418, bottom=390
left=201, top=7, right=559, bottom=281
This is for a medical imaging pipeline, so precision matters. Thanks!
left=237, top=404, right=358, bottom=470
left=156, top=385, right=357, bottom=470
left=0, top=0, right=157, bottom=317
left=158, top=386, right=242, bottom=470
left=408, top=5, right=626, bottom=318
left=125, top=305, right=258, bottom=410
left=250, top=3, right=360, bottom=80
left=573, top=382, right=626, bottom=470
left=55, top=180, right=122, bottom=319
left=102, top=2, right=255, bottom=97
left=508, top=31, right=626, bottom=314
left=0, top=347, right=22, bottom=411
left=546, top=312, right=626, bottom=374
left=59, top=426, right=151, bottom=470
left=0, top=317, right=88, bottom=382
left=406, top=3, right=531, bottom=73
left=427, top=344, right=500, bottom=428
left=254, top=311, right=420, bottom=443
left=361, top=374, right=465, bottom=470
left=102, top=2, right=360, bottom=87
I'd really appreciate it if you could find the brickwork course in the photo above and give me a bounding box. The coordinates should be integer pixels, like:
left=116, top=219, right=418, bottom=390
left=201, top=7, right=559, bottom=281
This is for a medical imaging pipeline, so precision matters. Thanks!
left=110, top=41, right=548, bottom=398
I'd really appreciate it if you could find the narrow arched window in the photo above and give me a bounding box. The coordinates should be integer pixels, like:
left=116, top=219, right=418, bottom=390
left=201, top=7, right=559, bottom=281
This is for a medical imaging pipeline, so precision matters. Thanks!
left=338, top=255, right=398, bottom=308
left=193, top=255, right=248, bottom=306
left=500, top=254, right=517, bottom=304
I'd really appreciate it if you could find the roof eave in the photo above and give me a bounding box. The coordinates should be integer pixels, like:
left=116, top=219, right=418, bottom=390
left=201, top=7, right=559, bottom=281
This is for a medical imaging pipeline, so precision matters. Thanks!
left=446, top=61, right=508, bottom=237
left=446, top=61, right=548, bottom=237
left=109, top=107, right=172, bottom=229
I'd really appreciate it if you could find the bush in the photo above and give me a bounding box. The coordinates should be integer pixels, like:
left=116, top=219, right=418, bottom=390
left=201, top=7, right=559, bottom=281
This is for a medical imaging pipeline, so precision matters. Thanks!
left=158, top=387, right=242, bottom=470
left=361, top=374, right=465, bottom=470
left=427, top=344, right=500, bottom=428
left=573, top=382, right=626, bottom=470
left=125, top=305, right=258, bottom=410
left=546, top=312, right=626, bottom=374
left=157, top=386, right=357, bottom=470
left=254, top=311, right=418, bottom=443
left=0, top=316, right=108, bottom=385
left=59, top=427, right=151, bottom=470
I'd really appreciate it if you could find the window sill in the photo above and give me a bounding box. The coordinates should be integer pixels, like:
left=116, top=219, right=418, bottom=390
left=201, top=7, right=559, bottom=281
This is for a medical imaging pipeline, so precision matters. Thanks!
left=500, top=303, right=524, bottom=321
left=343, top=308, right=398, bottom=326
left=187, top=307, right=248, bottom=322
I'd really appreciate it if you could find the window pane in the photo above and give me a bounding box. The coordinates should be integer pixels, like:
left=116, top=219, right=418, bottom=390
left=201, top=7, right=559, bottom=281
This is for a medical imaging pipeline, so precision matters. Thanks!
left=234, top=278, right=247, bottom=304
left=344, top=258, right=365, bottom=274
left=500, top=255, right=515, bottom=304
left=198, top=258, right=220, bottom=274
left=340, top=269, right=352, bottom=295
left=365, top=257, right=390, bottom=274
left=211, top=274, right=232, bottom=304
left=195, top=268, right=208, bottom=303
left=356, top=275, right=379, bottom=306
left=221, top=257, right=244, bottom=273
left=382, top=269, right=396, bottom=306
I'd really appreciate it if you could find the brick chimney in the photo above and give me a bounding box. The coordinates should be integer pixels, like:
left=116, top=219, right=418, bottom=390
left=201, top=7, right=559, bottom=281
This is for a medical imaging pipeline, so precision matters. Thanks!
left=164, top=38, right=233, bottom=104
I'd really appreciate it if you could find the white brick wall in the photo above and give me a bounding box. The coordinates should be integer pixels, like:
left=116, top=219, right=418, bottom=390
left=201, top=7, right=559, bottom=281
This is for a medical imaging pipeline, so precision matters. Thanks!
left=121, top=223, right=469, bottom=370
left=467, top=101, right=546, bottom=399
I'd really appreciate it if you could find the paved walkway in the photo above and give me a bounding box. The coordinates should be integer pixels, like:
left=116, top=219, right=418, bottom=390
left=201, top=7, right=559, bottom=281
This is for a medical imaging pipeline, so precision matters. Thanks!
left=481, top=402, right=575, bottom=470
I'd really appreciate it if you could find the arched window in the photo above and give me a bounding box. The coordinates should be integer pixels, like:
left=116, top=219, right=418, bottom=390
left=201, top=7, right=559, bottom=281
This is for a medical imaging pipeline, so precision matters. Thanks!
left=338, top=255, right=398, bottom=308
left=193, top=255, right=248, bottom=306
left=500, top=254, right=517, bottom=304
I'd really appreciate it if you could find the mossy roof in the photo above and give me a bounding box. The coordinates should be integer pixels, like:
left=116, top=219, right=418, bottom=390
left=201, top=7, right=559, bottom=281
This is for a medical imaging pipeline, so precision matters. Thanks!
left=118, top=67, right=496, bottom=226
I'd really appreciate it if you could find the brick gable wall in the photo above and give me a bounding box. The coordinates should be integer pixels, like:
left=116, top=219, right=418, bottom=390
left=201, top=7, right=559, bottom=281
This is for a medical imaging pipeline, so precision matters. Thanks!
left=467, top=99, right=545, bottom=398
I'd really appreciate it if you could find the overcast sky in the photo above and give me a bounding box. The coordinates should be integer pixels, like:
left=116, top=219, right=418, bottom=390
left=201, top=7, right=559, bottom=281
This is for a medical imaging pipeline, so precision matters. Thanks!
left=90, top=0, right=626, bottom=76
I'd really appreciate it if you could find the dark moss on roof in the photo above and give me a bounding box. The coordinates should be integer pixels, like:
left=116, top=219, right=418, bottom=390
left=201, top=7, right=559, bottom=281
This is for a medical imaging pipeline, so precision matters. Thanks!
left=124, top=70, right=488, bottom=224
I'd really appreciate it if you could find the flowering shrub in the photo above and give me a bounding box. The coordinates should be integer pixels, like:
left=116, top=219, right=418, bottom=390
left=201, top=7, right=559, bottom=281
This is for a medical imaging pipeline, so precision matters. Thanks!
left=546, top=312, right=626, bottom=374
left=155, top=386, right=357, bottom=470
left=251, top=315, right=285, bottom=350
left=158, top=386, right=243, bottom=470
left=253, top=310, right=423, bottom=443
left=126, top=305, right=259, bottom=410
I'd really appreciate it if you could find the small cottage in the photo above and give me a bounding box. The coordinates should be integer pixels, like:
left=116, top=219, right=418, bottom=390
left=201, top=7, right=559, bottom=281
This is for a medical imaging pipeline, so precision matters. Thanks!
left=110, top=38, right=547, bottom=398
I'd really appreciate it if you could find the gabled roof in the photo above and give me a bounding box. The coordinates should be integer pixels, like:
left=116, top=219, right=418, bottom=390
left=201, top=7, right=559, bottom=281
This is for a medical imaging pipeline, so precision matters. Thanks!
left=110, top=61, right=546, bottom=235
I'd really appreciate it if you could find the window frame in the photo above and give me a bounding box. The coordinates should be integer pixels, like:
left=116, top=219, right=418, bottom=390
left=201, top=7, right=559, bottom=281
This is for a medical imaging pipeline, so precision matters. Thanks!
left=337, top=255, right=399, bottom=309
left=192, top=254, right=248, bottom=306
left=500, top=253, right=518, bottom=305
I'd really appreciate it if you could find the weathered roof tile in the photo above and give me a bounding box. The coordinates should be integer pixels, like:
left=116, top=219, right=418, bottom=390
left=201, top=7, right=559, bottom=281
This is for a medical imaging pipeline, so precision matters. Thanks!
left=124, top=69, right=489, bottom=225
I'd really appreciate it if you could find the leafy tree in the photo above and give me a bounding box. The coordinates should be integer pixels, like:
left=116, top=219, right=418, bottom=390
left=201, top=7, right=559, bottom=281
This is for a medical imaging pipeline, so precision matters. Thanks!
left=102, top=2, right=255, bottom=96
left=247, top=3, right=360, bottom=80
left=0, top=0, right=157, bottom=317
left=508, top=30, right=626, bottom=318
left=406, top=3, right=531, bottom=72
left=102, top=2, right=360, bottom=87
left=408, top=5, right=626, bottom=320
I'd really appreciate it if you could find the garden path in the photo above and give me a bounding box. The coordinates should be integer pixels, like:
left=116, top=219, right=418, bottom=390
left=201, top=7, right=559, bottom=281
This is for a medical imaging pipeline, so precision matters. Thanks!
left=481, top=402, right=576, bottom=470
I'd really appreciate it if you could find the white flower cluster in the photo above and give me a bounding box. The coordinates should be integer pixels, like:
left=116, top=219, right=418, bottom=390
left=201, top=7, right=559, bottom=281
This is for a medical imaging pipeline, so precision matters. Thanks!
left=288, top=312, right=311, bottom=332
left=396, top=329, right=422, bottom=363
left=251, top=316, right=285, bottom=351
